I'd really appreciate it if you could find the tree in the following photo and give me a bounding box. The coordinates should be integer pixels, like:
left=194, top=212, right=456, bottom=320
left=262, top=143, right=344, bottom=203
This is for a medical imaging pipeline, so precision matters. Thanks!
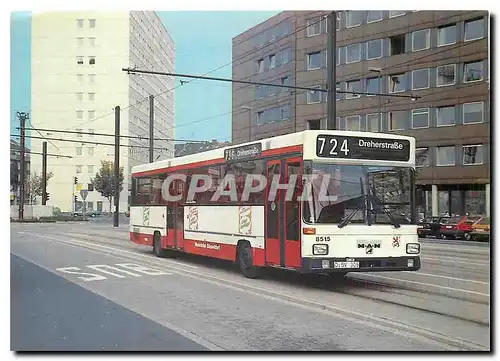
left=25, top=171, right=53, bottom=204
left=91, top=160, right=124, bottom=213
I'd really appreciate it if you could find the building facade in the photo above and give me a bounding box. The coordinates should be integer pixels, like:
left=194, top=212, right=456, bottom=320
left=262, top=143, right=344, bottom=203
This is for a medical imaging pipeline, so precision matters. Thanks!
left=31, top=11, right=174, bottom=213
left=10, top=139, right=31, bottom=205
left=232, top=10, right=490, bottom=217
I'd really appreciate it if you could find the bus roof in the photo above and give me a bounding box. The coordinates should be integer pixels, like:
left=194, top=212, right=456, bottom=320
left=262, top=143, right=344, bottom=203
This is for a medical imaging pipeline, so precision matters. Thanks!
left=132, top=130, right=415, bottom=177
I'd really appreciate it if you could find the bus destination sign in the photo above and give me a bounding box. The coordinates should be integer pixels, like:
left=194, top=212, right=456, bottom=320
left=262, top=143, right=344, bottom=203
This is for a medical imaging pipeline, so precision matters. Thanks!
left=224, top=143, right=262, bottom=161
left=315, top=134, right=411, bottom=162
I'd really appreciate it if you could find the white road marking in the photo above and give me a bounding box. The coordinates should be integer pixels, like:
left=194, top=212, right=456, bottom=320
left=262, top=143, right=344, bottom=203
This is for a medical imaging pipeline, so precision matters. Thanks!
left=115, top=263, right=169, bottom=276
left=56, top=267, right=108, bottom=282
left=422, top=256, right=489, bottom=267
left=86, top=264, right=142, bottom=278
left=403, top=271, right=489, bottom=285
left=353, top=274, right=489, bottom=297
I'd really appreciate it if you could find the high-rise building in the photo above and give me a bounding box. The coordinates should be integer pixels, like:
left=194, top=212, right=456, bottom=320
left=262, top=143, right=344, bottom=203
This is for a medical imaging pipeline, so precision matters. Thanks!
left=232, top=10, right=490, bottom=218
left=31, top=11, right=175, bottom=213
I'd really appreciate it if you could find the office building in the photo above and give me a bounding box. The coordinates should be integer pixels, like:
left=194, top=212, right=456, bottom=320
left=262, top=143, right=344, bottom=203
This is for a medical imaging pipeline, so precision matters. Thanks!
left=232, top=10, right=490, bottom=217
left=31, top=11, right=175, bottom=213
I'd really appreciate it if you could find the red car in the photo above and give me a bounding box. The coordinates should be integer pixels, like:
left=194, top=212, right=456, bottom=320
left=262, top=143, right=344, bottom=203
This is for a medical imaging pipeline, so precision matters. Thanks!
left=439, top=215, right=481, bottom=240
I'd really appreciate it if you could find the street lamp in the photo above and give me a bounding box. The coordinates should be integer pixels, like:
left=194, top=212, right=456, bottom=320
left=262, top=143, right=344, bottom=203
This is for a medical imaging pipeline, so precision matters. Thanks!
left=241, top=106, right=252, bottom=142
left=369, top=67, right=383, bottom=132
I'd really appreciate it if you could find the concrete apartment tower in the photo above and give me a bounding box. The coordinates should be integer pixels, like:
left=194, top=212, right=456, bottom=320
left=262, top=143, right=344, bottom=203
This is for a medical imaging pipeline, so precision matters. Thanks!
left=31, top=11, right=175, bottom=213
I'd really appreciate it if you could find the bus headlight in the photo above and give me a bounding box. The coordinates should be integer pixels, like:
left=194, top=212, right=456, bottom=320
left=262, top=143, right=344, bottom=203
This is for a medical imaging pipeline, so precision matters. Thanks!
left=406, top=243, right=420, bottom=254
left=313, top=244, right=328, bottom=255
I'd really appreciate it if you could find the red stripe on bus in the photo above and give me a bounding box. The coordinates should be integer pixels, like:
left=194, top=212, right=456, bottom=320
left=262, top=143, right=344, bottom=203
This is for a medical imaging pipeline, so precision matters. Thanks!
left=131, top=145, right=303, bottom=178
left=129, top=232, right=266, bottom=266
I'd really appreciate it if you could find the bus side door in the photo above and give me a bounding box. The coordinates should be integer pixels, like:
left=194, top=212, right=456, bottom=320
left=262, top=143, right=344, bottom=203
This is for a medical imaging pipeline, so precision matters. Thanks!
left=284, top=157, right=302, bottom=268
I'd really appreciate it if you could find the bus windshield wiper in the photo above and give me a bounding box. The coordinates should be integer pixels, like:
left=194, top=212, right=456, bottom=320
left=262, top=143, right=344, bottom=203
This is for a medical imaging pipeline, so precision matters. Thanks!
left=338, top=177, right=367, bottom=229
left=368, top=194, right=401, bottom=229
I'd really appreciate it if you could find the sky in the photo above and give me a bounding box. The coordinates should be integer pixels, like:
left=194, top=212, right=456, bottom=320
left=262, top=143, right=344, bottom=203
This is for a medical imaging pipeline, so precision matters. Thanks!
left=9, top=10, right=279, bottom=145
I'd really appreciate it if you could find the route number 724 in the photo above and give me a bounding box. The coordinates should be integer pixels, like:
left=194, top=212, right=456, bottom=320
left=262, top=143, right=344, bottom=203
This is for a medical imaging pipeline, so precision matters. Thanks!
left=317, top=137, right=350, bottom=157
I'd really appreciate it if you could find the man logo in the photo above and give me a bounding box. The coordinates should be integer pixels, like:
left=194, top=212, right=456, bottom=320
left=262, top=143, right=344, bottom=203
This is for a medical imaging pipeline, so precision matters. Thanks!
left=357, top=243, right=381, bottom=255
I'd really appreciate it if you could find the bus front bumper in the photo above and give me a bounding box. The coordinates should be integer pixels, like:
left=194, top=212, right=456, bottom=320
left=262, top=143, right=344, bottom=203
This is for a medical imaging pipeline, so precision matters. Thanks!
left=301, top=256, right=421, bottom=273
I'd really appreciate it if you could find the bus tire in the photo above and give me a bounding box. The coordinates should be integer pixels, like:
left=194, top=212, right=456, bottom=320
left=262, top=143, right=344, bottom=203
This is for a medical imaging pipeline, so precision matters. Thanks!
left=153, top=232, right=167, bottom=258
left=237, top=241, right=262, bottom=279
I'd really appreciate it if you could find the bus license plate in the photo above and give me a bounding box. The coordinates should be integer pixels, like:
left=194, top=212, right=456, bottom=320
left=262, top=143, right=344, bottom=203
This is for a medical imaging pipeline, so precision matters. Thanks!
left=334, top=261, right=360, bottom=269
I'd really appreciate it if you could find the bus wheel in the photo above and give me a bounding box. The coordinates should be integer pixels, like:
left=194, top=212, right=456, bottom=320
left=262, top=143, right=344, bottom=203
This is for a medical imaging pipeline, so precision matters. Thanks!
left=237, top=242, right=261, bottom=279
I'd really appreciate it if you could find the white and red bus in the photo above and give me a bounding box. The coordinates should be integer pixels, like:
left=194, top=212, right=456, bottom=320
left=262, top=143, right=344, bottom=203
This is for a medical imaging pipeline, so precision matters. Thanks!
left=130, top=130, right=421, bottom=278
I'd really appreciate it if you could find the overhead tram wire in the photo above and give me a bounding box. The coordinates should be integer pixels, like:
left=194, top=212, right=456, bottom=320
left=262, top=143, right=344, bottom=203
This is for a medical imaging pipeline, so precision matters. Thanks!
left=11, top=149, right=73, bottom=159
left=18, top=127, right=209, bottom=143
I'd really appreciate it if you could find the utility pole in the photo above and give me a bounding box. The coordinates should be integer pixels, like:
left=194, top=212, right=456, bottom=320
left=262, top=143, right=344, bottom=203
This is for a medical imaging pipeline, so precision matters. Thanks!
left=17, top=111, right=29, bottom=220
left=327, top=11, right=337, bottom=130
left=114, top=106, right=120, bottom=227
left=42, top=141, right=47, bottom=205
left=149, top=95, right=154, bottom=163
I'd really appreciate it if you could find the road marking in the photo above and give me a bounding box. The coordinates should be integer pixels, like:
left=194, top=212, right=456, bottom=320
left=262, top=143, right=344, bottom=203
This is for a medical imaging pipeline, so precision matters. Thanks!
left=422, top=256, right=489, bottom=267
left=56, top=263, right=170, bottom=282
left=56, top=267, right=108, bottom=282
left=86, top=264, right=142, bottom=278
left=403, top=271, right=489, bottom=285
left=115, top=263, right=169, bottom=276
left=353, top=273, right=489, bottom=297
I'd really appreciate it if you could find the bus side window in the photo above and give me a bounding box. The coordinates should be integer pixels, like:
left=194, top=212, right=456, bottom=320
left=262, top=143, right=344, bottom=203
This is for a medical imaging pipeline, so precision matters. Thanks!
left=286, top=162, right=301, bottom=241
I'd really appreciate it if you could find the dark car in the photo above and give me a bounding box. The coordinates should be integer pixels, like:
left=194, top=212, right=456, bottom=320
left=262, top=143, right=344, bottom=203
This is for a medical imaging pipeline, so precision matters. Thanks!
left=417, top=216, right=450, bottom=238
left=439, top=215, right=481, bottom=240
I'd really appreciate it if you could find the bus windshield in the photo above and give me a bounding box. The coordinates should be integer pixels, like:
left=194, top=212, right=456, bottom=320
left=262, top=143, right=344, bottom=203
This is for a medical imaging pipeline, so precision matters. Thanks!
left=302, top=163, right=416, bottom=226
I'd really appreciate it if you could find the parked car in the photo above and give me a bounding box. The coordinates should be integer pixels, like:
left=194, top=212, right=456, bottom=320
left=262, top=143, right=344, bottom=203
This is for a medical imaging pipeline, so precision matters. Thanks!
left=470, top=217, right=490, bottom=242
left=417, top=216, right=450, bottom=238
left=439, top=215, right=481, bottom=240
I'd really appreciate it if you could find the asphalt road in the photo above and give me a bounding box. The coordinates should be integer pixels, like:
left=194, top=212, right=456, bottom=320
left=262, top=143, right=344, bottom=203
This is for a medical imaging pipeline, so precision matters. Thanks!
left=10, top=222, right=491, bottom=351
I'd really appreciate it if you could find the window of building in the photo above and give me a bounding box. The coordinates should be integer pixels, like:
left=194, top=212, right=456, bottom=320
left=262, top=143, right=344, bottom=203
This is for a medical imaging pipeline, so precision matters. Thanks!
left=306, top=18, right=321, bottom=36
left=415, top=148, right=430, bottom=167
left=345, top=80, right=362, bottom=99
left=89, top=37, right=96, bottom=46
left=389, top=73, right=406, bottom=93
left=345, top=115, right=361, bottom=131
left=89, top=19, right=96, bottom=28
left=366, top=113, right=381, bottom=132
left=307, top=51, right=322, bottom=70
left=77, top=19, right=84, bottom=28
left=88, top=74, right=96, bottom=84
left=281, top=48, right=290, bottom=64
left=436, top=146, right=456, bottom=166
left=89, top=57, right=96, bottom=65
left=436, top=106, right=456, bottom=127
left=336, top=82, right=341, bottom=101
left=388, top=110, right=406, bottom=131
left=269, top=54, right=276, bottom=69
left=463, top=102, right=484, bottom=124
left=307, top=86, right=321, bottom=104
left=464, top=18, right=485, bottom=41
left=463, top=61, right=483, bottom=83
left=88, top=93, right=95, bottom=101
left=281, top=75, right=290, bottom=88
left=412, top=108, right=430, bottom=129
left=88, top=129, right=95, bottom=136
left=307, top=119, right=321, bottom=130
left=367, top=11, right=383, bottom=23
left=389, top=11, right=406, bottom=18
left=76, top=165, right=83, bottom=173
left=346, top=11, right=363, bottom=28
left=255, top=85, right=263, bottom=99
left=412, top=29, right=430, bottom=51
left=463, top=145, right=483, bottom=165
left=390, top=34, right=406, bottom=55
left=76, top=147, right=83, bottom=156
left=412, top=68, right=430, bottom=90
left=88, top=147, right=94, bottom=156
left=76, top=56, right=84, bottom=65
left=345, top=43, right=361, bottom=63
left=76, top=129, right=83, bottom=138
left=366, top=77, right=380, bottom=96
left=437, top=24, right=457, bottom=46
left=366, top=39, right=382, bottom=59
left=88, top=183, right=94, bottom=192
left=76, top=93, right=83, bottom=102
left=88, top=165, right=95, bottom=174
left=88, top=110, right=96, bottom=119
left=77, top=37, right=84, bottom=46
left=436, top=64, right=456, bottom=86
left=76, top=110, right=83, bottom=120
left=257, top=59, right=264, bottom=73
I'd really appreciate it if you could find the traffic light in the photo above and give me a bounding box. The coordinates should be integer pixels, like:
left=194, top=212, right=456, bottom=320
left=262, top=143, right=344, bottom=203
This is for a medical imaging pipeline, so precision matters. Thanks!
left=74, top=177, right=78, bottom=185
left=46, top=193, right=50, bottom=202
left=74, top=195, right=77, bottom=203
